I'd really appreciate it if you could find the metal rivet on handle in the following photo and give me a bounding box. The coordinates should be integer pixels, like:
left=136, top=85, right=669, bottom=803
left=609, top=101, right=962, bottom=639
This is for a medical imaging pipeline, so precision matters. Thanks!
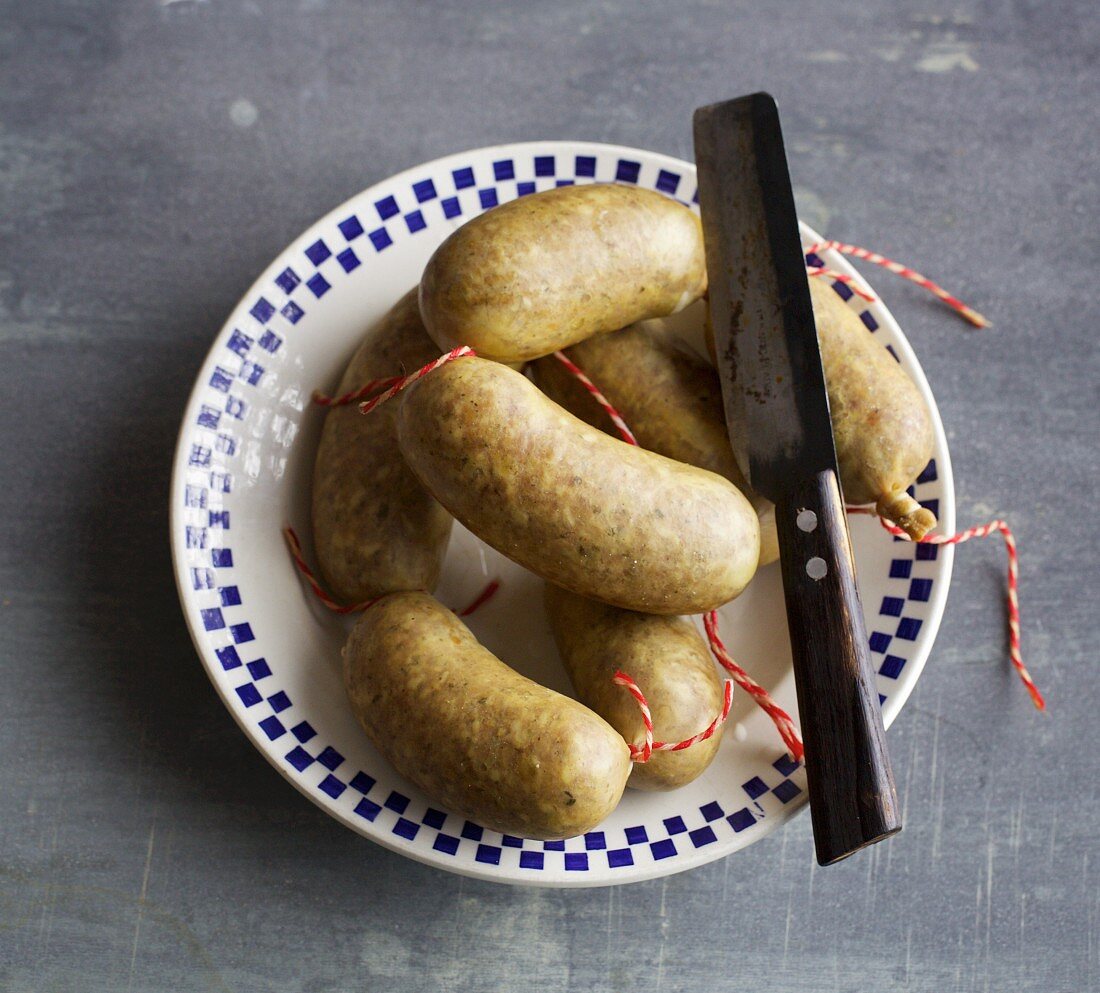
left=806, top=557, right=828, bottom=580
left=796, top=509, right=818, bottom=532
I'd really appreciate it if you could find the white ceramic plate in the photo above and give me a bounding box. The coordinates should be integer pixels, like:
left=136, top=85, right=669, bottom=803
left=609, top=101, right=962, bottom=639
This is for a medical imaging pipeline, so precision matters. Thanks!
left=170, top=141, right=954, bottom=887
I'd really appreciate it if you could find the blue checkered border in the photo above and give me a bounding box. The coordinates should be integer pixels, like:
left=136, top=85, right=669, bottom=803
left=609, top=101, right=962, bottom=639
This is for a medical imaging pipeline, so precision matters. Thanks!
left=180, top=148, right=942, bottom=873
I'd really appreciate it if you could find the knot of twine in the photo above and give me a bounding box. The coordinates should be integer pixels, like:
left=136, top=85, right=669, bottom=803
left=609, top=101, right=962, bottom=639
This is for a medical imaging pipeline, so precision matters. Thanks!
left=312, top=375, right=403, bottom=409
left=809, top=242, right=1039, bottom=707
left=613, top=671, right=734, bottom=763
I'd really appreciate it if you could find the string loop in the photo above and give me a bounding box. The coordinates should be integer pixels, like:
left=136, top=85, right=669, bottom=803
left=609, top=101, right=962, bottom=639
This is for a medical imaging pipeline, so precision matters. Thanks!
left=283, top=527, right=499, bottom=618
left=847, top=508, right=1042, bottom=710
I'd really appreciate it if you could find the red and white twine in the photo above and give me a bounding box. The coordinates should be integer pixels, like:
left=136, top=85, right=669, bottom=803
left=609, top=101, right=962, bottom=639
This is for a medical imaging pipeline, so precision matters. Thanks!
left=703, top=610, right=805, bottom=761
left=805, top=265, right=877, bottom=303
left=803, top=240, right=991, bottom=328
left=454, top=579, right=502, bottom=617
left=808, top=242, right=1037, bottom=703
left=550, top=350, right=638, bottom=445
left=283, top=526, right=383, bottom=614
left=612, top=671, right=734, bottom=763
left=282, top=526, right=500, bottom=618
left=312, top=375, right=403, bottom=408
left=358, top=345, right=476, bottom=414
left=311, top=346, right=476, bottom=409
left=847, top=508, right=1043, bottom=710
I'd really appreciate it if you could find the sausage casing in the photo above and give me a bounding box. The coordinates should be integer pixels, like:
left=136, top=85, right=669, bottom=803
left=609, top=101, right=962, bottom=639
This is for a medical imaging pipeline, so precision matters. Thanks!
left=343, top=591, right=631, bottom=839
left=808, top=279, right=937, bottom=539
left=311, top=288, right=453, bottom=602
left=397, top=357, right=760, bottom=615
left=530, top=321, right=780, bottom=566
left=701, top=280, right=939, bottom=540
left=419, top=183, right=707, bottom=363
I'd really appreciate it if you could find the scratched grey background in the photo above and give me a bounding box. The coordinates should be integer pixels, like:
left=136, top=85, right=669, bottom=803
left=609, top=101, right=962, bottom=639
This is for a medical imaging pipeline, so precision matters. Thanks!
left=1, top=1, right=1098, bottom=991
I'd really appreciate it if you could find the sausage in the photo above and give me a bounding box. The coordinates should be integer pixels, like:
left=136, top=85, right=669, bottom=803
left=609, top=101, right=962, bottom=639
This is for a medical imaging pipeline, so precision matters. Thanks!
left=343, top=591, right=631, bottom=839
left=808, top=279, right=937, bottom=539
left=530, top=320, right=781, bottom=566
left=702, top=280, right=938, bottom=540
left=396, top=357, right=760, bottom=615
left=544, top=583, right=726, bottom=791
left=418, top=183, right=707, bottom=364
left=311, top=288, right=453, bottom=603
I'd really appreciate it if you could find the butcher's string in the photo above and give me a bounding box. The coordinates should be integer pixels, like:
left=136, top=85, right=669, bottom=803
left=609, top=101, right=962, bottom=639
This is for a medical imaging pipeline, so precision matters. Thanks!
left=283, top=526, right=500, bottom=618
left=803, top=240, right=991, bottom=328
left=846, top=510, right=1042, bottom=710
left=312, top=345, right=476, bottom=408
left=612, top=672, right=733, bottom=763
left=801, top=244, right=1038, bottom=708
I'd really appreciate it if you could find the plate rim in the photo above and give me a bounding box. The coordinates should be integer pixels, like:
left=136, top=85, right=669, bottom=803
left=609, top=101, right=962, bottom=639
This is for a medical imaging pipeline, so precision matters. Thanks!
left=169, top=139, right=954, bottom=887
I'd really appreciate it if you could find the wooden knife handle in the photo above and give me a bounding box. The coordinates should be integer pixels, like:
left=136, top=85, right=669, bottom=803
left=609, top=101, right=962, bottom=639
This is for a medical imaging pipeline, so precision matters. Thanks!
left=775, top=469, right=901, bottom=865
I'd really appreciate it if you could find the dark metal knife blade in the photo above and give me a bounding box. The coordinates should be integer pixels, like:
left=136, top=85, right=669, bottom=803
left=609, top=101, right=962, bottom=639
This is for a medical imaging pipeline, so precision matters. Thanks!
left=694, top=93, right=901, bottom=865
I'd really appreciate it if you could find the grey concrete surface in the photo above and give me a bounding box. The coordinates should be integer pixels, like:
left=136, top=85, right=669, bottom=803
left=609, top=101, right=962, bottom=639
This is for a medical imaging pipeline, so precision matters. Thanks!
left=1, top=2, right=1097, bottom=991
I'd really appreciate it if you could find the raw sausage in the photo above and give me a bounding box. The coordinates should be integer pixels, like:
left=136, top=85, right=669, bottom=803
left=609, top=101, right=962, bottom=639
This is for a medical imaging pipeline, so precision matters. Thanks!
left=530, top=320, right=781, bottom=566
left=396, top=357, right=760, bottom=614
left=343, top=591, right=631, bottom=839
left=808, top=279, right=937, bottom=539
left=419, top=183, right=707, bottom=363
left=701, top=279, right=938, bottom=540
left=311, top=288, right=453, bottom=602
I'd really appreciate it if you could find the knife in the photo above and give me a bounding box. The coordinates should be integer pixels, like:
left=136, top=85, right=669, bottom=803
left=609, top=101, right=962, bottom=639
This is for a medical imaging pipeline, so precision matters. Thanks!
left=693, top=93, right=901, bottom=865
